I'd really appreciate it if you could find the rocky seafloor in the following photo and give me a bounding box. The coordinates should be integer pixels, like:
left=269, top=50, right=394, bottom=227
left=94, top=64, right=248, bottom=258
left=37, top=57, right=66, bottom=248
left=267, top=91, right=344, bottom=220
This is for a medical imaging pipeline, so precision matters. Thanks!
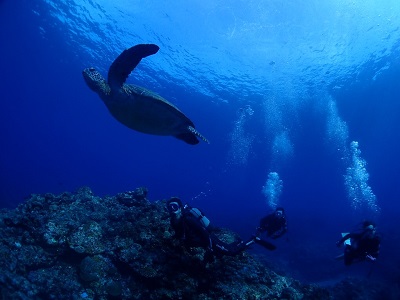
left=0, top=187, right=393, bottom=299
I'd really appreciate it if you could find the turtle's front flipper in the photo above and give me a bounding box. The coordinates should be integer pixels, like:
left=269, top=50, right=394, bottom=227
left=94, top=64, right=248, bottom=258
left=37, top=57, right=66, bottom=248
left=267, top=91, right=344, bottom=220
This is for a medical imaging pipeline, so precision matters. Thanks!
left=175, top=133, right=200, bottom=145
left=108, top=44, right=159, bottom=90
left=188, top=126, right=209, bottom=144
left=175, top=126, right=209, bottom=145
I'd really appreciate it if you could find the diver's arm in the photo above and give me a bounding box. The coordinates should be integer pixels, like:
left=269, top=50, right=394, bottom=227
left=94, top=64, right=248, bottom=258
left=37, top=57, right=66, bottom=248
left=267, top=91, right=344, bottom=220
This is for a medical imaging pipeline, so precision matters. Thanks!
left=365, top=238, right=380, bottom=260
left=271, top=225, right=287, bottom=239
left=257, top=215, right=272, bottom=233
left=170, top=218, right=184, bottom=239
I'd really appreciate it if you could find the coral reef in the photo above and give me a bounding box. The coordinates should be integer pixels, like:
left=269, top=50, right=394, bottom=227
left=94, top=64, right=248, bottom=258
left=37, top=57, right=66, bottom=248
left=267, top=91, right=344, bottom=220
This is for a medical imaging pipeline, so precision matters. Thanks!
left=0, top=186, right=380, bottom=299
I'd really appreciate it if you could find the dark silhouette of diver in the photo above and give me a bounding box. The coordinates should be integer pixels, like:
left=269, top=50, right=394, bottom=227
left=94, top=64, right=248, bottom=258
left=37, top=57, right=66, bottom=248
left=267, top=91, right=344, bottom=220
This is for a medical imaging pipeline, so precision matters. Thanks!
left=336, top=220, right=380, bottom=266
left=256, top=207, right=288, bottom=239
left=243, top=207, right=288, bottom=250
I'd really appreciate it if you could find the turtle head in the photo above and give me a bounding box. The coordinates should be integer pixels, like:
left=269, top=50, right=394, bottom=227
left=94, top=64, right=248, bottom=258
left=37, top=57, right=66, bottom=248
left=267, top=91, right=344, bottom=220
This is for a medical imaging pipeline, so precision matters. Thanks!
left=82, top=67, right=111, bottom=97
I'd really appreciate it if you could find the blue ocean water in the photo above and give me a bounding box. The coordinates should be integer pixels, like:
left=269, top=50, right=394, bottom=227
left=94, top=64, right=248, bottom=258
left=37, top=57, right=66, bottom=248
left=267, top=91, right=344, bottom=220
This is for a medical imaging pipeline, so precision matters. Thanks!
left=1, top=0, right=400, bottom=285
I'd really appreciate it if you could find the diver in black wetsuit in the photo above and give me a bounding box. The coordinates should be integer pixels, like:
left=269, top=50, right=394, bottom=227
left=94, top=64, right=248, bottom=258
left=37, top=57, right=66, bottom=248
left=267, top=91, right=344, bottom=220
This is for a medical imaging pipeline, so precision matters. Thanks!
left=336, top=221, right=381, bottom=266
left=256, top=207, right=288, bottom=239
left=166, top=197, right=250, bottom=263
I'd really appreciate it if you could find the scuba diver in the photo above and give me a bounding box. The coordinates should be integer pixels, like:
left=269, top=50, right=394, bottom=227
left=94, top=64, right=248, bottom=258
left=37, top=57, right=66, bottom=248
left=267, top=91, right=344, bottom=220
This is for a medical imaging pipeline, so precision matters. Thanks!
left=256, top=207, right=288, bottom=240
left=166, top=197, right=271, bottom=263
left=336, top=220, right=381, bottom=266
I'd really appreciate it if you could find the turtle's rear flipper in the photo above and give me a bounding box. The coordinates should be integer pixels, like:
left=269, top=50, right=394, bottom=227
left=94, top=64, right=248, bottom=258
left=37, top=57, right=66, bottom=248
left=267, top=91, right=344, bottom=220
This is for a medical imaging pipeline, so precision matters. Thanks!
left=108, top=44, right=159, bottom=89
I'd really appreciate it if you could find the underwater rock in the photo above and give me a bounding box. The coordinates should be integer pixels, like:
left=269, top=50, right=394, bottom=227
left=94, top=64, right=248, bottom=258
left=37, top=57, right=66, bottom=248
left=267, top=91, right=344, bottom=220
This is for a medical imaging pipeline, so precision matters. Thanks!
left=79, top=255, right=110, bottom=282
left=0, top=186, right=385, bottom=299
left=106, top=279, right=122, bottom=297
left=69, top=221, right=105, bottom=254
left=116, top=187, right=149, bottom=207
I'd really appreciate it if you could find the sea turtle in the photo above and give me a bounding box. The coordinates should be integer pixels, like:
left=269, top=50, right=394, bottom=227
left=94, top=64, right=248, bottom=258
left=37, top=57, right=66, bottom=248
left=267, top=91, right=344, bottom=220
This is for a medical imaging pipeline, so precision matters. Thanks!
left=82, top=44, right=209, bottom=145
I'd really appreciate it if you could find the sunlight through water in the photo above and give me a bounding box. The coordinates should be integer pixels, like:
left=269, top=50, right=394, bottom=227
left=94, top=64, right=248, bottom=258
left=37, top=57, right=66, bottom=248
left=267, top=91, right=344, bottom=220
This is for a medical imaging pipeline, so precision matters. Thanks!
left=38, top=0, right=400, bottom=99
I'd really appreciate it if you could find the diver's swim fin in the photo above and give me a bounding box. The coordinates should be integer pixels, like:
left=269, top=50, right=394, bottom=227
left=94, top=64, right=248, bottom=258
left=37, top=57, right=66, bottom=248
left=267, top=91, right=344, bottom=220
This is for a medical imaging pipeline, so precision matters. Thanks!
left=254, top=237, right=276, bottom=251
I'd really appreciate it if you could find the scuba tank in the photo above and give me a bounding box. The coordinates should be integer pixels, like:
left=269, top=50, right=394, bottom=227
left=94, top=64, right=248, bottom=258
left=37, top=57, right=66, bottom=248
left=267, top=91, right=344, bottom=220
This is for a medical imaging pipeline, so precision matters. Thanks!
left=184, top=204, right=211, bottom=229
